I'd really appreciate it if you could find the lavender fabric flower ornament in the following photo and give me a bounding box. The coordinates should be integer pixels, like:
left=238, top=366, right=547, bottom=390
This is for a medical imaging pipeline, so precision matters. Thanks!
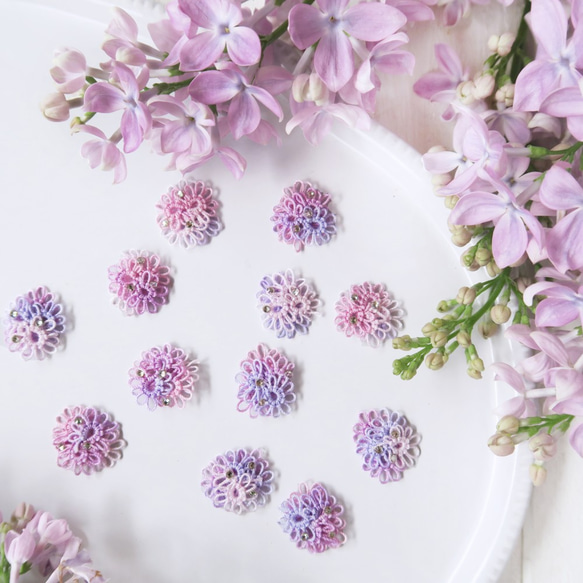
left=201, top=448, right=274, bottom=514
left=271, top=181, right=337, bottom=252
left=108, top=250, right=171, bottom=315
left=156, top=180, right=222, bottom=248
left=279, top=482, right=346, bottom=553
left=353, top=408, right=421, bottom=483
left=236, top=344, right=295, bottom=418
left=335, top=282, right=405, bottom=347
left=257, top=269, right=319, bottom=338
left=52, top=405, right=126, bottom=476
left=4, top=287, right=66, bottom=360
left=129, top=344, right=199, bottom=411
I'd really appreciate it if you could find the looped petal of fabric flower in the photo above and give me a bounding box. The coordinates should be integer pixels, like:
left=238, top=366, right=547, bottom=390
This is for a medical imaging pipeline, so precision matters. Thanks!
left=278, top=482, right=346, bottom=553
left=4, top=286, right=67, bottom=360
left=201, top=448, right=274, bottom=514
left=271, top=180, right=337, bottom=252
left=353, top=408, right=421, bottom=483
left=52, top=405, right=126, bottom=476
left=257, top=269, right=320, bottom=338
left=108, top=250, right=172, bottom=315
left=335, top=282, right=405, bottom=347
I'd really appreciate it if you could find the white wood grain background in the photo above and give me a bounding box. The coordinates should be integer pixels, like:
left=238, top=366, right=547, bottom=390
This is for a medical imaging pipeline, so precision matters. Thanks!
left=373, top=2, right=583, bottom=581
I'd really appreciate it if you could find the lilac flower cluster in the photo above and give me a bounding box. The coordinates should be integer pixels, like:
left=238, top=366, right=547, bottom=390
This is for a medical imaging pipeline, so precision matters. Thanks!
left=129, top=344, right=199, bottom=411
left=201, top=448, right=274, bottom=514
left=353, top=409, right=421, bottom=483
left=156, top=180, right=222, bottom=249
left=335, top=282, right=405, bottom=347
left=4, top=287, right=66, bottom=360
left=257, top=269, right=319, bottom=338
left=271, top=181, right=336, bottom=252
left=1, top=503, right=105, bottom=583
left=235, top=344, right=295, bottom=418
left=278, top=482, right=346, bottom=553
left=108, top=250, right=171, bottom=316
left=52, top=405, right=126, bottom=476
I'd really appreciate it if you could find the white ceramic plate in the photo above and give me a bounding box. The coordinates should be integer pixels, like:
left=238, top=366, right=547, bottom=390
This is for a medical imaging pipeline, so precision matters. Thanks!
left=0, top=1, right=530, bottom=582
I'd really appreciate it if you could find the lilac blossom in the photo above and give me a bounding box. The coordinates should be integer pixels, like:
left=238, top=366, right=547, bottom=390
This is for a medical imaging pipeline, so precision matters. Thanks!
left=178, top=0, right=261, bottom=71
left=50, top=48, right=87, bottom=94
left=492, top=362, right=537, bottom=418
left=288, top=0, right=407, bottom=92
left=524, top=279, right=583, bottom=328
left=75, top=124, right=127, bottom=184
left=540, top=80, right=583, bottom=145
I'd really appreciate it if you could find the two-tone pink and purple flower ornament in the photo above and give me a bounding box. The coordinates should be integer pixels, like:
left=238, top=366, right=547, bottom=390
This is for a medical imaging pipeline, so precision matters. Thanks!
left=129, top=344, right=199, bottom=411
left=271, top=181, right=336, bottom=252
left=335, top=282, right=404, bottom=347
left=236, top=344, right=295, bottom=418
left=108, top=250, right=171, bottom=315
left=279, top=482, right=346, bottom=553
left=201, top=448, right=274, bottom=514
left=4, top=286, right=66, bottom=360
left=52, top=405, right=126, bottom=476
left=156, top=180, right=222, bottom=248
left=353, top=408, right=421, bottom=483
left=257, top=269, right=319, bottom=338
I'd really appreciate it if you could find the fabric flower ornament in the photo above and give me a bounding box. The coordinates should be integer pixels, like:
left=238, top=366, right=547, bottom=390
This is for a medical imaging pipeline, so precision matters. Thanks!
left=129, top=344, right=199, bottom=411
left=279, top=482, right=346, bottom=552
left=271, top=180, right=337, bottom=251
left=201, top=448, right=274, bottom=514
left=335, top=282, right=404, bottom=347
left=52, top=406, right=126, bottom=475
left=353, top=408, right=421, bottom=483
left=178, top=0, right=261, bottom=71
left=257, top=269, right=320, bottom=338
left=288, top=0, right=407, bottom=92
left=4, top=287, right=66, bottom=360
left=156, top=180, right=222, bottom=248
left=236, top=344, right=295, bottom=418
left=108, top=250, right=172, bottom=316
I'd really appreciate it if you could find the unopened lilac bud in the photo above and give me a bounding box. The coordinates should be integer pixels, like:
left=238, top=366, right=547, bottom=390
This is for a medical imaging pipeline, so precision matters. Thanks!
left=472, top=74, right=495, bottom=100
left=495, top=83, right=515, bottom=108
left=425, top=352, right=447, bottom=370
left=515, top=276, right=533, bottom=294
left=422, top=323, right=437, bottom=337
left=431, top=330, right=448, bottom=348
left=463, top=255, right=481, bottom=271
left=497, top=415, right=520, bottom=435
left=497, top=33, right=515, bottom=57
left=488, top=432, right=515, bottom=456
left=457, top=330, right=472, bottom=347
left=451, top=227, right=472, bottom=247
left=529, top=462, right=547, bottom=486
left=529, top=432, right=557, bottom=461
left=393, top=335, right=412, bottom=350
left=486, top=260, right=502, bottom=277
left=456, top=80, right=476, bottom=105
left=432, top=173, right=453, bottom=188
left=456, top=286, right=476, bottom=305
left=467, top=366, right=482, bottom=379
left=401, top=368, right=417, bottom=380
left=470, top=356, right=485, bottom=372
left=478, top=318, right=498, bottom=339
left=475, top=247, right=492, bottom=266
left=490, top=304, right=511, bottom=324
left=10, top=503, right=35, bottom=532
left=292, top=73, right=329, bottom=105
left=41, top=92, right=70, bottom=122
left=444, top=195, right=459, bottom=209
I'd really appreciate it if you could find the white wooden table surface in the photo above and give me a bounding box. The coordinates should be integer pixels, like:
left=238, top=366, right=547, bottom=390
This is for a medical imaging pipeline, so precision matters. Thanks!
left=373, top=2, right=583, bottom=581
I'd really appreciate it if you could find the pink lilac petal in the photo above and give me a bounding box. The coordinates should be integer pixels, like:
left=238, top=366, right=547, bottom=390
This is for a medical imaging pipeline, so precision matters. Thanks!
left=288, top=4, right=327, bottom=49
left=50, top=48, right=87, bottom=94
left=535, top=297, right=582, bottom=328
left=226, top=27, right=261, bottom=66
left=179, top=32, right=224, bottom=71
left=106, top=7, right=138, bottom=41
left=314, top=30, right=354, bottom=92
left=551, top=369, right=583, bottom=416
left=530, top=331, right=571, bottom=367
left=343, top=3, right=406, bottom=41
left=492, top=211, right=528, bottom=268
left=189, top=70, right=240, bottom=104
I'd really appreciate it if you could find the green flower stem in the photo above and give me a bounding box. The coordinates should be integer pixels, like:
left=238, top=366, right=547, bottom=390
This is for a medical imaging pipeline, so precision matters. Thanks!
left=528, top=141, right=583, bottom=163
left=518, top=414, right=575, bottom=437
left=0, top=542, right=10, bottom=583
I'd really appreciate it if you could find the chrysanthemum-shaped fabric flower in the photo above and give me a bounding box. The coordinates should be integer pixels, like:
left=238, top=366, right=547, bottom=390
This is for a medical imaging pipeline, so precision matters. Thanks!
left=335, top=282, right=404, bottom=347
left=236, top=344, right=295, bottom=418
left=108, top=250, right=171, bottom=315
left=4, top=287, right=66, bottom=360
left=257, top=269, right=319, bottom=339
left=271, top=181, right=336, bottom=252
left=279, top=482, right=346, bottom=553
left=201, top=448, right=274, bottom=514
left=129, top=344, right=199, bottom=411
left=156, top=180, right=222, bottom=249
left=353, top=408, right=421, bottom=483
left=52, top=406, right=126, bottom=476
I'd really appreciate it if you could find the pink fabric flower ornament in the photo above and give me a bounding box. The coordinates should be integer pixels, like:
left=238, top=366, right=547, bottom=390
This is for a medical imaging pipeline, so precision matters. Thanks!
left=288, top=0, right=407, bottom=92
left=83, top=63, right=152, bottom=153
left=178, top=0, right=261, bottom=71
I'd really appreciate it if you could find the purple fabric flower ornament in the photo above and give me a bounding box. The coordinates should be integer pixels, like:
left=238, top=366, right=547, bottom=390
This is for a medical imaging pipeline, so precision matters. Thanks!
left=201, top=448, right=274, bottom=514
left=335, top=282, right=404, bottom=347
left=108, top=250, right=172, bottom=316
left=236, top=344, right=295, bottom=418
left=129, top=344, right=199, bottom=411
left=52, top=405, right=126, bottom=476
left=279, top=482, right=346, bottom=553
left=156, top=180, right=222, bottom=248
left=353, top=408, right=421, bottom=483
left=4, top=287, right=66, bottom=360
left=271, top=180, right=337, bottom=252
left=257, top=269, right=320, bottom=338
